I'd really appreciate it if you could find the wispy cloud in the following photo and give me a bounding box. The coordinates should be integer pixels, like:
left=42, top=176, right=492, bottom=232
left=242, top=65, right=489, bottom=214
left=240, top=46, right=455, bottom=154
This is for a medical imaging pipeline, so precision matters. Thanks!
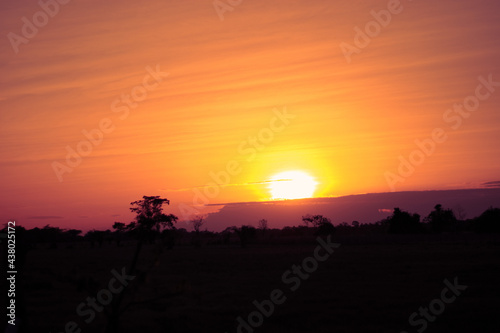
left=161, top=179, right=292, bottom=192
left=482, top=181, right=500, bottom=188
left=27, top=216, right=63, bottom=220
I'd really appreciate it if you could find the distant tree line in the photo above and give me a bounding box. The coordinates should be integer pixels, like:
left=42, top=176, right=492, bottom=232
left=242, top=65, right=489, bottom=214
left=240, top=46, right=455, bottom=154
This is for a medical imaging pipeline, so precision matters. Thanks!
left=3, top=204, right=499, bottom=250
left=384, top=204, right=500, bottom=234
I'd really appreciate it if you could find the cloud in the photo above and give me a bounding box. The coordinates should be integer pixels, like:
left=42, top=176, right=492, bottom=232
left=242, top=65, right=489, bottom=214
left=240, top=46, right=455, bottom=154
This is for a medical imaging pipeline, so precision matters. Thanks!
left=204, top=189, right=500, bottom=231
left=27, top=216, right=63, bottom=219
left=482, top=181, right=500, bottom=188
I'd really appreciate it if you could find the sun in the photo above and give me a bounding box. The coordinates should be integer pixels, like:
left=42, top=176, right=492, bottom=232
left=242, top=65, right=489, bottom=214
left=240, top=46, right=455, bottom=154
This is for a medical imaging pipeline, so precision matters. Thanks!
left=268, top=170, right=318, bottom=200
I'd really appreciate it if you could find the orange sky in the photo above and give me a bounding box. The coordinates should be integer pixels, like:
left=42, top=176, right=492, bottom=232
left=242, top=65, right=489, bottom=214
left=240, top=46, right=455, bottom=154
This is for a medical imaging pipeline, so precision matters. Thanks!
left=1, top=0, right=500, bottom=230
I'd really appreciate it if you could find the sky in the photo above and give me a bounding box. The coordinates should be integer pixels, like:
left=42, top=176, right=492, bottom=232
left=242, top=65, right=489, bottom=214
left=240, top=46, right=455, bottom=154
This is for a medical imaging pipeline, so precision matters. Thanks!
left=1, top=0, right=500, bottom=231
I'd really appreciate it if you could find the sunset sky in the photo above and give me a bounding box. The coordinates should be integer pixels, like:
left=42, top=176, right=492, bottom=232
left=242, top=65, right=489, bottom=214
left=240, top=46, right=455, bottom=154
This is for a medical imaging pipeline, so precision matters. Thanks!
left=1, top=0, right=500, bottom=230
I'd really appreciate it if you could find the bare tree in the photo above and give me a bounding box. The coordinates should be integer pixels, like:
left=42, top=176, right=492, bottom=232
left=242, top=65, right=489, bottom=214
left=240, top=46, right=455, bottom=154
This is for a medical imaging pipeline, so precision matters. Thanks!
left=258, top=219, right=268, bottom=231
left=191, top=215, right=205, bottom=233
left=455, top=205, right=467, bottom=221
left=191, top=215, right=205, bottom=248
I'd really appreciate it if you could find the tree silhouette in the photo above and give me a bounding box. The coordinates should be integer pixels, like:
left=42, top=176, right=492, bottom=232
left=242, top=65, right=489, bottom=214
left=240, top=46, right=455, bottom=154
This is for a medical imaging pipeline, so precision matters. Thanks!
left=455, top=204, right=467, bottom=221
left=106, top=196, right=178, bottom=333
left=233, top=225, right=256, bottom=248
left=258, top=219, right=268, bottom=231
left=316, top=221, right=336, bottom=236
left=191, top=215, right=205, bottom=233
left=424, top=204, right=457, bottom=233
left=85, top=229, right=106, bottom=248
left=473, top=207, right=500, bottom=233
left=302, top=215, right=335, bottom=235
left=387, top=208, right=422, bottom=234
left=302, top=214, right=330, bottom=227
left=191, top=215, right=205, bottom=248
left=112, top=222, right=126, bottom=246
left=126, top=196, right=177, bottom=273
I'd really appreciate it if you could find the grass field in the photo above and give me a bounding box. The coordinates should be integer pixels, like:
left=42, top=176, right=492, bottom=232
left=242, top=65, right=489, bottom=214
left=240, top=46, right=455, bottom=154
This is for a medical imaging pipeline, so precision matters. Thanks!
left=16, top=233, right=500, bottom=332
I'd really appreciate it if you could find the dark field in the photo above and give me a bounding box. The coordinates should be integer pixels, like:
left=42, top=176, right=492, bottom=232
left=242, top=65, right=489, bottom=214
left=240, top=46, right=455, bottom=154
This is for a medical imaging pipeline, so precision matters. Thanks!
left=14, top=233, right=500, bottom=332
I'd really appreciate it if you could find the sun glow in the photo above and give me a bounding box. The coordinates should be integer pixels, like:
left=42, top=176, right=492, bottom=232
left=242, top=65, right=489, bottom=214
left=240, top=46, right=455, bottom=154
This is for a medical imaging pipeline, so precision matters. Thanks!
left=268, top=170, right=318, bottom=200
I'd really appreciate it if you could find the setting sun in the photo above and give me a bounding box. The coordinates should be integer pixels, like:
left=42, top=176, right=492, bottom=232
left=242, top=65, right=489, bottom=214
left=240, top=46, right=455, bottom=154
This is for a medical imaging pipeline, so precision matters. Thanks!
left=268, top=171, right=318, bottom=200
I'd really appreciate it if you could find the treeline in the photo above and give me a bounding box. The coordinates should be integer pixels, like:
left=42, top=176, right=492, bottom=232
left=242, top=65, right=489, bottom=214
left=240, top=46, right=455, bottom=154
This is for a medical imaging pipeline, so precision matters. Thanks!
left=2, top=205, right=499, bottom=249
left=384, top=204, right=500, bottom=234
